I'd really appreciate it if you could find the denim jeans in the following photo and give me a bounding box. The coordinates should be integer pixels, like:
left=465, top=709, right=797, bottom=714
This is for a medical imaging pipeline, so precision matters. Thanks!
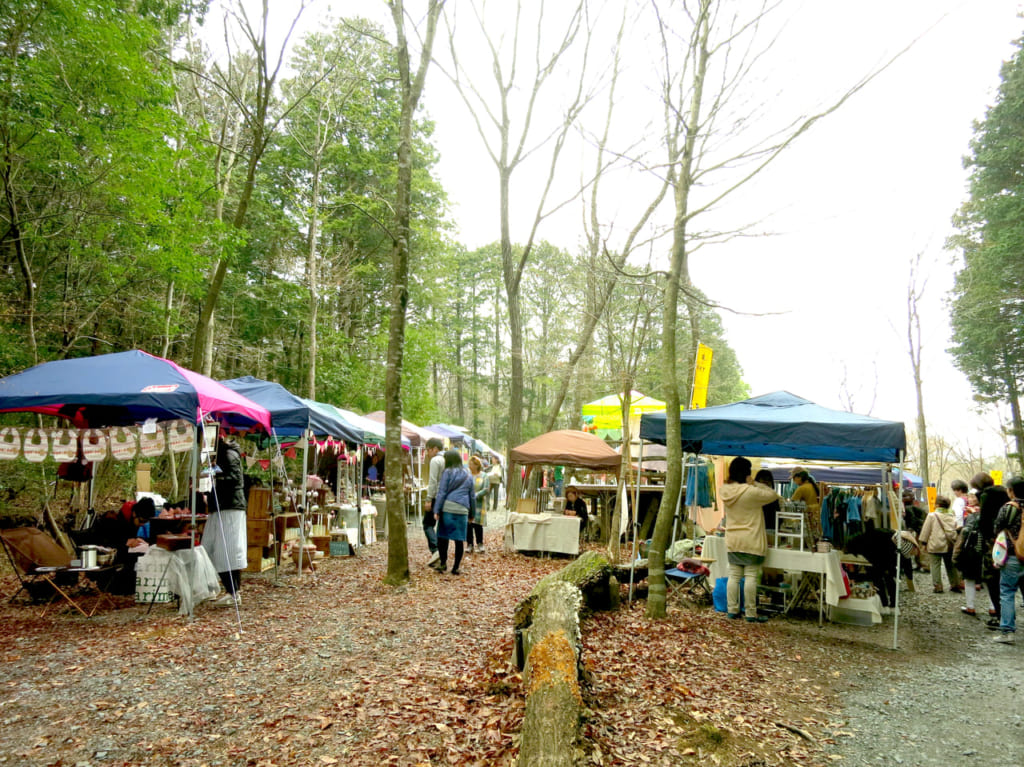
left=423, top=509, right=438, bottom=554
left=998, top=555, right=1021, bottom=633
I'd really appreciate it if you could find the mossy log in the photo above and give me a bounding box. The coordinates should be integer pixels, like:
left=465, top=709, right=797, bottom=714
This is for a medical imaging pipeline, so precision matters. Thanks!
left=519, top=581, right=583, bottom=767
left=513, top=550, right=613, bottom=669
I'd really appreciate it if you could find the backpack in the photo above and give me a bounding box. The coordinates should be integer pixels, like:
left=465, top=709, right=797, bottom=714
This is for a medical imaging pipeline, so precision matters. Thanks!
left=993, top=502, right=1022, bottom=568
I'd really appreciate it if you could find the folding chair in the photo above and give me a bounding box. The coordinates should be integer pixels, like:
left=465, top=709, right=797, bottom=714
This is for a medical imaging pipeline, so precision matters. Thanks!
left=665, top=563, right=712, bottom=603
left=0, top=527, right=72, bottom=604
left=1, top=527, right=119, bottom=617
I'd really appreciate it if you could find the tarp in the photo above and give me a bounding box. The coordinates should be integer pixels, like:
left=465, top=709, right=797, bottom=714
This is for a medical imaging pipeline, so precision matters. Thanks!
left=0, top=350, right=271, bottom=431
left=218, top=376, right=360, bottom=442
left=639, top=391, right=906, bottom=463
left=510, top=429, right=621, bottom=470
left=364, top=412, right=446, bottom=449
left=763, top=464, right=923, bottom=488
left=426, top=423, right=474, bottom=445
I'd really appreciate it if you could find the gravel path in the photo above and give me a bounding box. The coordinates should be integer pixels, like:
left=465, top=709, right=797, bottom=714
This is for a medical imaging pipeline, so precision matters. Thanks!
left=797, top=571, right=1024, bottom=766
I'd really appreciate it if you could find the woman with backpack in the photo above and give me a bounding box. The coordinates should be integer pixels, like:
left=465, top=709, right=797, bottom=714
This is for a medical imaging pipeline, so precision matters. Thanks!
left=953, top=508, right=985, bottom=617
left=991, top=476, right=1024, bottom=643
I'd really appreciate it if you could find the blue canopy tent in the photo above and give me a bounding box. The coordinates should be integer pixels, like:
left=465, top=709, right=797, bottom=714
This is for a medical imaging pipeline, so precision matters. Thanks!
left=638, top=391, right=906, bottom=463
left=426, top=423, right=477, bottom=450
left=0, top=350, right=271, bottom=432
left=639, top=391, right=908, bottom=647
left=219, top=377, right=364, bottom=515
left=219, top=377, right=360, bottom=443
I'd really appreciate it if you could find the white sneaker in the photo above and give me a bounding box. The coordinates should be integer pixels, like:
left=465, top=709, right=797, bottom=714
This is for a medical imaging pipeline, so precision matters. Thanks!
left=213, top=593, right=235, bottom=607
left=993, top=632, right=1015, bottom=644
left=427, top=551, right=440, bottom=566
left=477, top=545, right=486, bottom=554
left=233, top=593, right=241, bottom=607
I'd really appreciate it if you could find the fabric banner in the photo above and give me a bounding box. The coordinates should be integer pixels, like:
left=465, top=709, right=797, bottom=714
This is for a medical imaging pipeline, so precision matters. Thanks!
left=21, top=428, right=48, bottom=463
left=109, top=426, right=138, bottom=461
left=689, top=343, right=713, bottom=410
left=50, top=429, right=78, bottom=462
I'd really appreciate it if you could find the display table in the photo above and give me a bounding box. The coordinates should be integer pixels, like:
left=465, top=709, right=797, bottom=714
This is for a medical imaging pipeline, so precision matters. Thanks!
left=703, top=536, right=846, bottom=624
left=506, top=513, right=580, bottom=556
left=828, top=595, right=883, bottom=625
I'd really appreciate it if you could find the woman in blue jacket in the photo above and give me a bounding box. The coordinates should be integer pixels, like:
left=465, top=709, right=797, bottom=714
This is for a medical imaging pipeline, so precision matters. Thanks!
left=430, top=450, right=476, bottom=575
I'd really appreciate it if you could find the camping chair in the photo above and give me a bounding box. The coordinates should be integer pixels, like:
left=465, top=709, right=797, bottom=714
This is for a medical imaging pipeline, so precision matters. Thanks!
left=665, top=558, right=712, bottom=604
left=0, top=527, right=119, bottom=617
left=0, top=526, right=73, bottom=604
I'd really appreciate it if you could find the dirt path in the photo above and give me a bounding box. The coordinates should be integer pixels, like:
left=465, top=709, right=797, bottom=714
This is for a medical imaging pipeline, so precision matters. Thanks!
left=0, top=529, right=1021, bottom=766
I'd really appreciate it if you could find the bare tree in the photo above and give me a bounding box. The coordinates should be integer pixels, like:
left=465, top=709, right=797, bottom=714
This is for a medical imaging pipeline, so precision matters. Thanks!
left=438, top=1, right=596, bottom=508
left=643, top=0, right=901, bottom=618
left=383, top=0, right=444, bottom=587
left=907, top=252, right=930, bottom=488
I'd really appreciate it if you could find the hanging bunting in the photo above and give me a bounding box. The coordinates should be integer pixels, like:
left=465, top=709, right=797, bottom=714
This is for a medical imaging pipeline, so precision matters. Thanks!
left=22, top=428, right=48, bottom=463
left=109, top=426, right=138, bottom=461
left=81, top=429, right=109, bottom=462
left=0, top=427, right=21, bottom=460
left=50, top=428, right=78, bottom=463
left=259, top=459, right=271, bottom=471
left=167, top=420, right=194, bottom=453
left=284, top=446, right=297, bottom=459
left=138, top=425, right=166, bottom=457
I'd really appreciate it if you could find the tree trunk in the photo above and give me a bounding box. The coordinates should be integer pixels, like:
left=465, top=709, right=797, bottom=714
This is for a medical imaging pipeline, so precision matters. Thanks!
left=384, top=0, right=442, bottom=586
left=307, top=162, right=321, bottom=399
left=648, top=0, right=710, bottom=620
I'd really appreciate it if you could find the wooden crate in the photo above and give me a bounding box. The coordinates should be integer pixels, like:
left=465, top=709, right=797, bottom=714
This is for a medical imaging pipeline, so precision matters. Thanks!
left=246, top=517, right=274, bottom=547
left=246, top=546, right=275, bottom=572
left=247, top=486, right=273, bottom=517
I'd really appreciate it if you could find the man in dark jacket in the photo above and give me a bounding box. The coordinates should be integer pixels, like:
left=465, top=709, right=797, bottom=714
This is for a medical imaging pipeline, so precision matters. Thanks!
left=992, top=476, right=1024, bottom=643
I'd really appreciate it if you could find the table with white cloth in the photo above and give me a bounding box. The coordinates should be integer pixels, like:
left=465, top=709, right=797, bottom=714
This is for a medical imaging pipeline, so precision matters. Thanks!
left=702, top=536, right=847, bottom=625
left=505, top=512, right=580, bottom=556
left=135, top=545, right=220, bottom=616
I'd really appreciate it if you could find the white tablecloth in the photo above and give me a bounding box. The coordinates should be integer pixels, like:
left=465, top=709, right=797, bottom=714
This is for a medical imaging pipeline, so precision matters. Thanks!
left=702, top=536, right=846, bottom=607
left=506, top=513, right=580, bottom=556
left=828, top=595, right=883, bottom=625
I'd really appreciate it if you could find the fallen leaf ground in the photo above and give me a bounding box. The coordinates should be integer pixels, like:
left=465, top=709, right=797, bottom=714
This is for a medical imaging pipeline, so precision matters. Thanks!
left=0, top=526, right=938, bottom=767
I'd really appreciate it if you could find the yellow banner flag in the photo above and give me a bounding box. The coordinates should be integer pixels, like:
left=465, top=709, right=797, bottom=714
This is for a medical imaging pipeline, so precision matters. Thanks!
left=992, top=469, right=1003, bottom=488
left=689, top=343, right=713, bottom=410
left=926, top=486, right=937, bottom=513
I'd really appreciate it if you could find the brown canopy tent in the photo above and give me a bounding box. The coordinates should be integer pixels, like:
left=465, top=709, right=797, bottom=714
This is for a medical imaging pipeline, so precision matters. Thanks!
left=510, top=430, right=621, bottom=471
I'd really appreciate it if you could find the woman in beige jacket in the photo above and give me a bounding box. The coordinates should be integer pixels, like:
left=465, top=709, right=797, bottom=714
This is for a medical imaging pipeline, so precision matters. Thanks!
left=720, top=457, right=781, bottom=622
left=918, top=496, right=964, bottom=593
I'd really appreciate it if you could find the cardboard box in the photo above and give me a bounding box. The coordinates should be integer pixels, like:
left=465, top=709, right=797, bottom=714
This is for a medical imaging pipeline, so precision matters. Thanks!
left=136, top=463, right=152, bottom=493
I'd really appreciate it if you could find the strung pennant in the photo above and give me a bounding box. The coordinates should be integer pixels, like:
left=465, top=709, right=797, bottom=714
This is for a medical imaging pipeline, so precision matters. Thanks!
left=80, top=429, right=108, bottom=462
left=0, top=427, right=21, bottom=460
left=167, top=420, right=194, bottom=453
left=139, top=425, right=166, bottom=457
left=22, top=428, right=48, bottom=463
left=109, top=426, right=138, bottom=461
left=49, top=428, right=78, bottom=463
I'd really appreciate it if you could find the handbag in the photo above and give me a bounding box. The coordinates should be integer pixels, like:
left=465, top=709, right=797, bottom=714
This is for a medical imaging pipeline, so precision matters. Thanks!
left=993, top=530, right=1011, bottom=569
left=892, top=530, right=917, bottom=558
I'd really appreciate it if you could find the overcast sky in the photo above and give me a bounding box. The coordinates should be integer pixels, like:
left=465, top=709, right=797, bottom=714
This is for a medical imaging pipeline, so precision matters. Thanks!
left=230, top=0, right=1024, bottom=462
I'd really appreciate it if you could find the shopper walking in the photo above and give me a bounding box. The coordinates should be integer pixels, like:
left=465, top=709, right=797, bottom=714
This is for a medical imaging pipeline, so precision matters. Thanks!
left=971, top=472, right=1010, bottom=628
left=431, top=450, right=476, bottom=576
left=424, top=437, right=445, bottom=566
left=468, top=456, right=489, bottom=554
left=953, top=508, right=985, bottom=616
left=918, top=496, right=962, bottom=593
left=992, top=476, right=1024, bottom=643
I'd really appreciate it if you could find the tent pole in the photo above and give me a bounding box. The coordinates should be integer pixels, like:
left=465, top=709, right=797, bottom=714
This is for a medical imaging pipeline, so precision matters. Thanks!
left=189, top=416, right=201, bottom=550
left=892, top=450, right=905, bottom=650
left=628, top=440, right=646, bottom=603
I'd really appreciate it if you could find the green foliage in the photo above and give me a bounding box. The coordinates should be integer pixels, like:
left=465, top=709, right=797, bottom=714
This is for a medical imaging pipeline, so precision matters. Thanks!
left=948, top=32, right=1024, bottom=443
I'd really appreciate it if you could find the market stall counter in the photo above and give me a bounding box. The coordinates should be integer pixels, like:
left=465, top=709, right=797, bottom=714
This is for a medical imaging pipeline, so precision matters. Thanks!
left=505, top=512, right=580, bottom=556
left=703, top=535, right=852, bottom=625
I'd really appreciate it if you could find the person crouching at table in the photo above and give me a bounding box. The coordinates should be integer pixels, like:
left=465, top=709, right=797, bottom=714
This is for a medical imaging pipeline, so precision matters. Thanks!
left=202, top=437, right=247, bottom=607
left=563, top=485, right=589, bottom=545
left=720, top=457, right=781, bottom=623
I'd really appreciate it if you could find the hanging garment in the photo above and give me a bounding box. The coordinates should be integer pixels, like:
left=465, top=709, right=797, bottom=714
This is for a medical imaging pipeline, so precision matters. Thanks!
left=685, top=463, right=712, bottom=507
